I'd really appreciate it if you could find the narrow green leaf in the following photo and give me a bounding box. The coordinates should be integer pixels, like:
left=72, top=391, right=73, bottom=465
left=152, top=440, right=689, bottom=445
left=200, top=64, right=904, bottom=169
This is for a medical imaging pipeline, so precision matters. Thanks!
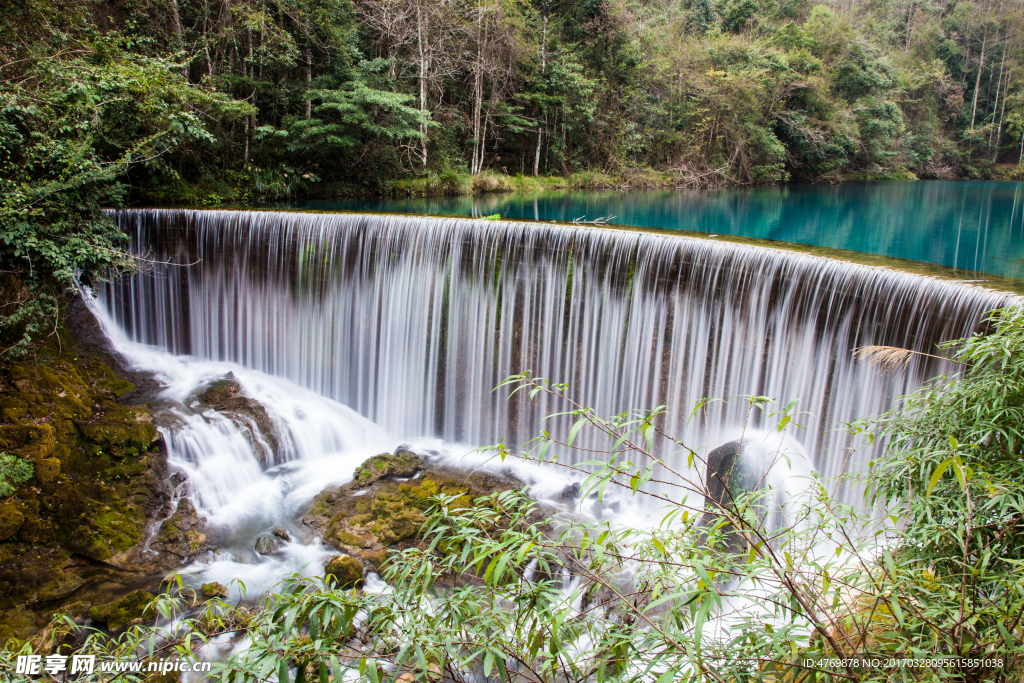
left=926, top=457, right=954, bottom=495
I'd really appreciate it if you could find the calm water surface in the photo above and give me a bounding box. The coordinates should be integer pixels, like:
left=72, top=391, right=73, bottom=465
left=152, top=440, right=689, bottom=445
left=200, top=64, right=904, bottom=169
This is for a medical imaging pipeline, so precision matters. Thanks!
left=284, top=180, right=1024, bottom=279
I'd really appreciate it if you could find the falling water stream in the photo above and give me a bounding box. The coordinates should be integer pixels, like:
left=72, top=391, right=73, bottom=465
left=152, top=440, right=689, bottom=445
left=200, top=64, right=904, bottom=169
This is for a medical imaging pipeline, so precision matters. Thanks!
left=91, top=208, right=1017, bottom=594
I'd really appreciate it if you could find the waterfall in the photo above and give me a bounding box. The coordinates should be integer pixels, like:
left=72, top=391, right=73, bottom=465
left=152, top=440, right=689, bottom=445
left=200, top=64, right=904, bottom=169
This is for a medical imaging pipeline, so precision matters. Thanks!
left=97, top=209, right=1018, bottom=490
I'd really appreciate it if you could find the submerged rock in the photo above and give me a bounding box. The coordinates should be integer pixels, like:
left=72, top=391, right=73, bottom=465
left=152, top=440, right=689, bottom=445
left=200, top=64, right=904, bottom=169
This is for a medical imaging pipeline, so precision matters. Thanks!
left=88, top=589, right=156, bottom=631
left=324, top=554, right=364, bottom=588
left=254, top=535, right=281, bottom=555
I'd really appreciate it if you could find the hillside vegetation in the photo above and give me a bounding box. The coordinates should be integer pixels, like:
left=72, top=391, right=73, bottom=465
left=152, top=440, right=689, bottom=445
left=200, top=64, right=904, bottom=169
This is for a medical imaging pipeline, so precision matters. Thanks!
left=3, top=0, right=1024, bottom=203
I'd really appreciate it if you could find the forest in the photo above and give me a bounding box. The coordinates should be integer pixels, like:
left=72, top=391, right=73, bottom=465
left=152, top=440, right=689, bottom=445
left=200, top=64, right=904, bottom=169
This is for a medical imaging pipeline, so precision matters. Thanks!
left=3, top=0, right=1024, bottom=206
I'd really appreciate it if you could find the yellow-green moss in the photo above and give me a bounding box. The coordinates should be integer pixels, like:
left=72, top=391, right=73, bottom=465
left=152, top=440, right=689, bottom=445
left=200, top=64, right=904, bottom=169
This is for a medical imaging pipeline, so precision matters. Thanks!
left=201, top=582, right=228, bottom=598
left=328, top=528, right=367, bottom=548
left=88, top=589, right=156, bottom=631
left=353, top=450, right=421, bottom=486
left=324, top=555, right=364, bottom=588
left=0, top=328, right=162, bottom=633
left=0, top=506, right=24, bottom=541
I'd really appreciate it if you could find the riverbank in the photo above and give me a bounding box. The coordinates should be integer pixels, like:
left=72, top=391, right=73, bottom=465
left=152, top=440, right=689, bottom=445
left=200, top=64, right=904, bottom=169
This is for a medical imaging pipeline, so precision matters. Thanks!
left=134, top=162, right=1024, bottom=208
left=132, top=167, right=927, bottom=207
left=0, top=295, right=177, bottom=643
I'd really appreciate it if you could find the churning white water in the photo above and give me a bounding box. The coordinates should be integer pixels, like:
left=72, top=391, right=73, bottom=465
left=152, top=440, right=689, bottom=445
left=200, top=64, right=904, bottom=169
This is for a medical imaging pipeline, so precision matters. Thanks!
left=88, top=299, right=608, bottom=595
left=86, top=303, right=396, bottom=594
left=99, top=210, right=1015, bottom=485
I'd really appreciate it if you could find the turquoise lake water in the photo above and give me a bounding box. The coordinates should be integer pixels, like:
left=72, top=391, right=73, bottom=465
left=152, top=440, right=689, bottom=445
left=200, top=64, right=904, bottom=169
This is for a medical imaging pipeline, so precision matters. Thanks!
left=284, top=180, right=1024, bottom=280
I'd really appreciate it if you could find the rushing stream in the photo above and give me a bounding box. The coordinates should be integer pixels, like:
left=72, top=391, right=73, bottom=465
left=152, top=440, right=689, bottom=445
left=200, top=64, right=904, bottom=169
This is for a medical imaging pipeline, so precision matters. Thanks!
left=91, top=208, right=1018, bottom=596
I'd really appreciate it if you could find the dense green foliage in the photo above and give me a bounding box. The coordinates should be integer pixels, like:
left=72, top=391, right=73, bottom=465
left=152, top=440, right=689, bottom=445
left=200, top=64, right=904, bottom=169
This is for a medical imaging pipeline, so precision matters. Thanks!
left=863, top=307, right=1024, bottom=666
left=5, top=0, right=1024, bottom=200
left=5, top=306, right=1021, bottom=681
left=0, top=454, right=33, bottom=498
left=0, top=7, right=249, bottom=353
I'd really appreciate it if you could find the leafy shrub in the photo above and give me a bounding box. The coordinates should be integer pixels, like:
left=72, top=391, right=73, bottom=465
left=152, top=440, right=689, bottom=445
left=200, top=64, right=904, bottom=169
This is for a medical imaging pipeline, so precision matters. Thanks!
left=0, top=453, right=33, bottom=497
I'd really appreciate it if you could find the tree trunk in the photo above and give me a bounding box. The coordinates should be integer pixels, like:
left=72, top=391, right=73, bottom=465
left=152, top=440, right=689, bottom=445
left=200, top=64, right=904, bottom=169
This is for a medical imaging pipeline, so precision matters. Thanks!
left=203, top=13, right=215, bottom=78
left=480, top=113, right=489, bottom=172
left=471, top=4, right=484, bottom=174
left=970, top=25, right=988, bottom=131
left=541, top=12, right=547, bottom=74
left=994, top=69, right=1011, bottom=162
left=417, top=3, right=429, bottom=168
left=533, top=127, right=542, bottom=176
left=170, top=0, right=188, bottom=76
left=988, top=41, right=1007, bottom=149
left=905, top=0, right=915, bottom=51
left=305, top=46, right=312, bottom=119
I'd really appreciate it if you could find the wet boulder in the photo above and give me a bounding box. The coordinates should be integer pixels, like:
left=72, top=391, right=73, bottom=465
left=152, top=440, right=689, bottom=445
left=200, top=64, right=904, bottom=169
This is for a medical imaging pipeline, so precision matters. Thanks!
left=704, top=440, right=763, bottom=511
left=353, top=448, right=422, bottom=486
left=195, top=376, right=279, bottom=466
left=702, top=440, right=764, bottom=550
left=152, top=498, right=211, bottom=560
left=255, top=534, right=282, bottom=555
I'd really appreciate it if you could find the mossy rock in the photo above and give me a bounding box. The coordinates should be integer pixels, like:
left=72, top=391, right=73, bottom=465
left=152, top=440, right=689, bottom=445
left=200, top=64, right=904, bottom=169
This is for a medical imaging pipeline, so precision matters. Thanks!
left=368, top=477, right=475, bottom=545
left=353, top=549, right=389, bottom=572
left=303, top=459, right=522, bottom=560
left=67, top=497, right=148, bottom=561
left=75, top=400, right=157, bottom=459
left=35, top=458, right=60, bottom=484
left=324, top=555, right=364, bottom=588
left=88, top=589, right=156, bottom=631
left=0, top=506, right=24, bottom=541
left=373, top=508, right=425, bottom=545
left=14, top=423, right=56, bottom=462
left=327, top=528, right=368, bottom=549
left=201, top=582, right=229, bottom=599
left=354, top=450, right=421, bottom=486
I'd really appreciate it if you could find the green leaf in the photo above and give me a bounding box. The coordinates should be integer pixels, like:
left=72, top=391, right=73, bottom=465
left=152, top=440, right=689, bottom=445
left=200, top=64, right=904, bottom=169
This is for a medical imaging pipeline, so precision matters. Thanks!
left=567, top=416, right=588, bottom=447
left=926, top=457, right=954, bottom=495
